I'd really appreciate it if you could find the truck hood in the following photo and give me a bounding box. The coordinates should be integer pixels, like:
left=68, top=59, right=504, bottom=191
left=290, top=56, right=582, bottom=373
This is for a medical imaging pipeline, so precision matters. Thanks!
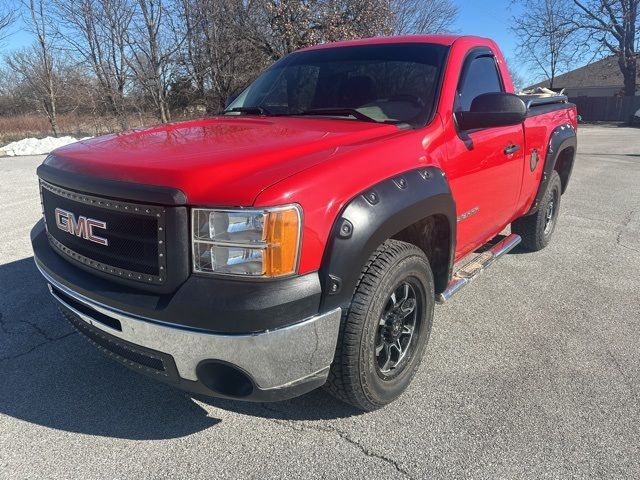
left=46, top=116, right=400, bottom=205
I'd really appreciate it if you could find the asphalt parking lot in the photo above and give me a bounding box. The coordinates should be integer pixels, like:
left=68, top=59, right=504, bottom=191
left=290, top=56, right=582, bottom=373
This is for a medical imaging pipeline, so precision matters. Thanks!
left=0, top=125, right=639, bottom=479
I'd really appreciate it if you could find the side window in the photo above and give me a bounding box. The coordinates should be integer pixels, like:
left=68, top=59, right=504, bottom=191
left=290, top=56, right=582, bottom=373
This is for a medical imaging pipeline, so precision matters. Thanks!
left=456, top=55, right=503, bottom=111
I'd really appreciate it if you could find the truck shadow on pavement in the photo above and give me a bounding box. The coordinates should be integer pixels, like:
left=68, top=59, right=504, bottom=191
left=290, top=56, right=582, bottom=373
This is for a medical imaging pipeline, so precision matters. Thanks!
left=0, top=258, right=359, bottom=440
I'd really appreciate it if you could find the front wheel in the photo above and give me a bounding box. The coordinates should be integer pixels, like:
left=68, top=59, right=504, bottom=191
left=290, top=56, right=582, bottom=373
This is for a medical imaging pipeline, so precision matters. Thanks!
left=325, top=239, right=434, bottom=411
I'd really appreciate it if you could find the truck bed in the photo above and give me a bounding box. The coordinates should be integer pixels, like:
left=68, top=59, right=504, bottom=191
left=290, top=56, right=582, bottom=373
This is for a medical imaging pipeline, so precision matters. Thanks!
left=519, top=94, right=573, bottom=117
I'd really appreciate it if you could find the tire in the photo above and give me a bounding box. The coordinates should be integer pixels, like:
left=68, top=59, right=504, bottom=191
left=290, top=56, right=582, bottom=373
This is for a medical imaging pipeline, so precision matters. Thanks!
left=512, top=170, right=562, bottom=252
left=325, top=239, right=434, bottom=411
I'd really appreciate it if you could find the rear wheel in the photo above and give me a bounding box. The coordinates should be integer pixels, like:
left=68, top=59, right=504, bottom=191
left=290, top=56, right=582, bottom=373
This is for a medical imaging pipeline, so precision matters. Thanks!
left=512, top=170, right=562, bottom=251
left=325, top=239, right=434, bottom=411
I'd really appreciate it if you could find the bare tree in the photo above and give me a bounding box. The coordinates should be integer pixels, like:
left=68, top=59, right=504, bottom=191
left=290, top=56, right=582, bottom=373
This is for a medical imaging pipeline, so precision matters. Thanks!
left=512, top=0, right=578, bottom=88
left=391, top=0, right=459, bottom=34
left=54, top=0, right=134, bottom=128
left=175, top=0, right=262, bottom=111
left=127, top=0, right=181, bottom=123
left=321, top=0, right=393, bottom=41
left=506, top=58, right=527, bottom=91
left=569, top=0, right=638, bottom=96
left=0, top=1, right=16, bottom=44
left=250, top=0, right=325, bottom=58
left=9, top=0, right=62, bottom=135
left=0, top=0, right=488, bottom=130
left=243, top=0, right=393, bottom=60
left=175, top=0, right=210, bottom=106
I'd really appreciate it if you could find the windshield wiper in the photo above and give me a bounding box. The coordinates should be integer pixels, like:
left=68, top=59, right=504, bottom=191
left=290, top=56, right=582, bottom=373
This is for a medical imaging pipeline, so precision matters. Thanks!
left=294, top=108, right=379, bottom=123
left=224, top=106, right=272, bottom=115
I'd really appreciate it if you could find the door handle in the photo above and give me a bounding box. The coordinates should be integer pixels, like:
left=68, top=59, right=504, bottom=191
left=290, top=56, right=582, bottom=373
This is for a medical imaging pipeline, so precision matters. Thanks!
left=504, top=144, right=521, bottom=155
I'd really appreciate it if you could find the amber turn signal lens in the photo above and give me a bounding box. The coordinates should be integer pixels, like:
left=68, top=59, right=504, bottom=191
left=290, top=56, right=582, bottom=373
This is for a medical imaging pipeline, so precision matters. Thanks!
left=263, top=207, right=301, bottom=276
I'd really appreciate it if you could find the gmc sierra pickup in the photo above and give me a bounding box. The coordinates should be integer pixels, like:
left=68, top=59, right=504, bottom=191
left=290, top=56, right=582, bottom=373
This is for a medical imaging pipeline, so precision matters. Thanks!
left=31, top=35, right=577, bottom=411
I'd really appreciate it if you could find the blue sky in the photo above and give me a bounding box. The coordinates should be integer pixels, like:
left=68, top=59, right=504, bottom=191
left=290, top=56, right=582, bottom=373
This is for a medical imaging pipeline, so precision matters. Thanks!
left=453, top=1, right=528, bottom=77
left=2, top=0, right=535, bottom=82
left=454, top=0, right=541, bottom=84
left=2, top=20, right=29, bottom=53
left=455, top=1, right=522, bottom=55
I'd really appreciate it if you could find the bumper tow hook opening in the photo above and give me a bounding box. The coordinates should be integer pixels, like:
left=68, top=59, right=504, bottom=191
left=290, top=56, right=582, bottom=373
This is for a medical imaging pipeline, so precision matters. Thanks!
left=196, top=361, right=254, bottom=398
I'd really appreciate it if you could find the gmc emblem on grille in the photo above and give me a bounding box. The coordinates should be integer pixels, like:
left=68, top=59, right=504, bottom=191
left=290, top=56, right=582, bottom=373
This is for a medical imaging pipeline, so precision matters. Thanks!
left=54, top=208, right=109, bottom=246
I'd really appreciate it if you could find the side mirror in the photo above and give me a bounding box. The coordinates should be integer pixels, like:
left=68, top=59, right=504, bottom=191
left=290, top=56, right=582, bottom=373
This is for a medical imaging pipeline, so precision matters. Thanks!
left=224, top=95, right=238, bottom=109
left=455, top=92, right=527, bottom=131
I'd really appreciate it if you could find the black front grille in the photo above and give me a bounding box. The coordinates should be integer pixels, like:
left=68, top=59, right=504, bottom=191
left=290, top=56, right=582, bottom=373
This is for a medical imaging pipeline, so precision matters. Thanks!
left=40, top=181, right=167, bottom=284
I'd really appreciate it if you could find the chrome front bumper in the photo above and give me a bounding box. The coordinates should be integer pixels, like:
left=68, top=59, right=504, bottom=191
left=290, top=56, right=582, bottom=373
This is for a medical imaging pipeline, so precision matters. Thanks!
left=37, top=262, right=342, bottom=396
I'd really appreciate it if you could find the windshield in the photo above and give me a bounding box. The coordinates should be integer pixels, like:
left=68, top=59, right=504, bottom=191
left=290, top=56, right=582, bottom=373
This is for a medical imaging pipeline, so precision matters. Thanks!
left=226, top=43, right=448, bottom=127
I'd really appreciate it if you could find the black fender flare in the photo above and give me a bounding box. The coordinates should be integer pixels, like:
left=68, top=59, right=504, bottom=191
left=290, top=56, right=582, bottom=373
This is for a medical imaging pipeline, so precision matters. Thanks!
left=319, top=167, right=456, bottom=312
left=528, top=123, right=577, bottom=215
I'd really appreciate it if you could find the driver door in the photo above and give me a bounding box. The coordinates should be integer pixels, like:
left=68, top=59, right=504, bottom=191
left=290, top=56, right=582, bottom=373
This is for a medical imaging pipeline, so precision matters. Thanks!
left=444, top=51, right=524, bottom=258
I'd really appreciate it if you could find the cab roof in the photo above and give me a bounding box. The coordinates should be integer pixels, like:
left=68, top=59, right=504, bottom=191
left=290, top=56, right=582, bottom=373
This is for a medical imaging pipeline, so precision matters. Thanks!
left=297, top=35, right=487, bottom=52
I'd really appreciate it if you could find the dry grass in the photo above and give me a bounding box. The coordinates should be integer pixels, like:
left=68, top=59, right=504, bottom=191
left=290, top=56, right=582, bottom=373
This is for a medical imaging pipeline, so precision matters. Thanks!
left=0, top=112, right=163, bottom=145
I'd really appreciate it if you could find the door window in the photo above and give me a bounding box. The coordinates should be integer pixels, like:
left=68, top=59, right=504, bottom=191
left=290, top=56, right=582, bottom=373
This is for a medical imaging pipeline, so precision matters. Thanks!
left=456, top=55, right=503, bottom=111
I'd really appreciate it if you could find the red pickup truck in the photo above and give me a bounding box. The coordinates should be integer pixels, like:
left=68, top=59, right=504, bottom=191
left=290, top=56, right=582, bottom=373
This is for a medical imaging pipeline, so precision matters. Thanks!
left=31, top=35, right=577, bottom=411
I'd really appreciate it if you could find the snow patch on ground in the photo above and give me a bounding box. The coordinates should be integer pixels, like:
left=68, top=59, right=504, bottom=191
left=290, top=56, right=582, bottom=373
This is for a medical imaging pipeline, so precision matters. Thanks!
left=0, top=136, right=92, bottom=157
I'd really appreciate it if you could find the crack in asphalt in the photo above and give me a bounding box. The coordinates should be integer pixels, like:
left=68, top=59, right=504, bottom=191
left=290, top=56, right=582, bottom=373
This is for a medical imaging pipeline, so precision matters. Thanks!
left=615, top=211, right=638, bottom=252
left=565, top=210, right=639, bottom=252
left=602, top=345, right=640, bottom=409
left=0, top=310, right=60, bottom=342
left=0, top=311, right=77, bottom=362
left=0, top=331, right=77, bottom=362
left=563, top=212, right=621, bottom=225
left=258, top=403, right=413, bottom=478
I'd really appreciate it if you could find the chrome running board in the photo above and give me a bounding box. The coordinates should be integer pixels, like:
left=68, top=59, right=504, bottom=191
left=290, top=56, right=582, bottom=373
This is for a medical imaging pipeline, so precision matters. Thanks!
left=436, top=233, right=521, bottom=304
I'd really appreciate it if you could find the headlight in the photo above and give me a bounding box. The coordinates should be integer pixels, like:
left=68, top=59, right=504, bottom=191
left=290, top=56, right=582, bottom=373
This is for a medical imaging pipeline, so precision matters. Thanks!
left=192, top=205, right=301, bottom=277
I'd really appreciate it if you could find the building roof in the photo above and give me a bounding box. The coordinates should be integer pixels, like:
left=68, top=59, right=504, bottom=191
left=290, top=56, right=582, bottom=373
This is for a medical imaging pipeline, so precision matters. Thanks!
left=527, top=55, right=639, bottom=91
